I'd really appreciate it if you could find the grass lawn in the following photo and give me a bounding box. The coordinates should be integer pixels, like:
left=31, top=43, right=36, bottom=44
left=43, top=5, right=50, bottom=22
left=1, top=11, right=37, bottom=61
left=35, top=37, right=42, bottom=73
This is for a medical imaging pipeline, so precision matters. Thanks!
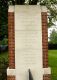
left=0, top=50, right=57, bottom=80
left=48, top=50, right=57, bottom=80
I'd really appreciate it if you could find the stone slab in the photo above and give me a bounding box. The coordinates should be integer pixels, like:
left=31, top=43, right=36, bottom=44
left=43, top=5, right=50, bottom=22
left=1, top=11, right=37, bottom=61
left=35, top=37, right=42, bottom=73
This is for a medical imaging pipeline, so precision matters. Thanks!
left=15, top=5, right=43, bottom=80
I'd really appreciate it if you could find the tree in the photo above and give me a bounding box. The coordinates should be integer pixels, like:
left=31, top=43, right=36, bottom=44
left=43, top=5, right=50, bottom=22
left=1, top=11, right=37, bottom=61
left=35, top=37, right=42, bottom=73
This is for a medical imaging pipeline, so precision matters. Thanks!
left=0, top=0, right=8, bottom=40
left=0, top=0, right=57, bottom=41
left=49, top=29, right=57, bottom=44
left=15, top=0, right=57, bottom=27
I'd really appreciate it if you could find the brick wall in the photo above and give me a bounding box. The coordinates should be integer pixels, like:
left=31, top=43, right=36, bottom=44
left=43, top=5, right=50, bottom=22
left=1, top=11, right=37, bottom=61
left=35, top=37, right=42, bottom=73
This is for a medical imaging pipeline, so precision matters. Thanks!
left=41, top=12, right=51, bottom=80
left=41, top=12, right=48, bottom=68
left=8, top=12, right=15, bottom=80
left=43, top=74, right=51, bottom=80
left=7, top=76, right=15, bottom=80
left=8, top=12, right=15, bottom=69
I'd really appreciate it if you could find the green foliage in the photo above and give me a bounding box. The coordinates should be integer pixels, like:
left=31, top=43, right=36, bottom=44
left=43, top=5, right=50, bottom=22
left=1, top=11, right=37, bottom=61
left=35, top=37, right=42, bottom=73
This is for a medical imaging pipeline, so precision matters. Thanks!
left=0, top=57, right=8, bottom=80
left=1, top=36, right=8, bottom=45
left=0, top=52, right=8, bottom=61
left=13, top=0, right=57, bottom=27
left=0, top=0, right=57, bottom=41
left=0, top=52, right=8, bottom=80
left=49, top=29, right=57, bottom=44
left=0, top=0, right=8, bottom=40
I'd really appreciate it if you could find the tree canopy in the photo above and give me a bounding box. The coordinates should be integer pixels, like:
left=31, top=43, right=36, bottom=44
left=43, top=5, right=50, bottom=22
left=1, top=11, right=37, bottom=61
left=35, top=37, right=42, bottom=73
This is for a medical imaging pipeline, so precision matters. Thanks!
left=0, top=0, right=8, bottom=40
left=7, top=0, right=57, bottom=27
left=15, top=0, right=57, bottom=27
left=49, top=29, right=57, bottom=44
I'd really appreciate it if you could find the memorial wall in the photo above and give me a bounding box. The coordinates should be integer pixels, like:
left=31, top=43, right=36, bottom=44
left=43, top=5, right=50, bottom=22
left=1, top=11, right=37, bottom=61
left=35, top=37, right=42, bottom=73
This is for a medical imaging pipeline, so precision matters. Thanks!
left=7, top=5, right=51, bottom=80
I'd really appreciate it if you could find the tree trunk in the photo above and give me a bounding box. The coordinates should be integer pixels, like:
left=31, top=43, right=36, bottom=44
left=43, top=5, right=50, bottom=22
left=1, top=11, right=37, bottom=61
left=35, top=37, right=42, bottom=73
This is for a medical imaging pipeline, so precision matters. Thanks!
left=15, top=0, right=25, bottom=5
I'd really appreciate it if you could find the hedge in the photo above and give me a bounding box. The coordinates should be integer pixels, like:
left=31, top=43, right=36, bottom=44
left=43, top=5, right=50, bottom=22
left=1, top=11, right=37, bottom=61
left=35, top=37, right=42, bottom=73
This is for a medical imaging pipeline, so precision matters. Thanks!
left=48, top=43, right=57, bottom=50
left=0, top=58, right=8, bottom=80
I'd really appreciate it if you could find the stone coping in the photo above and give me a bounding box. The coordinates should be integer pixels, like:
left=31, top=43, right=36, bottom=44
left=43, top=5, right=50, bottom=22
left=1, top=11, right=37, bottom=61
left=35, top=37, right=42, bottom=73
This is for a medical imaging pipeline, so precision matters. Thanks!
left=7, top=67, right=51, bottom=76
left=8, top=5, right=47, bottom=12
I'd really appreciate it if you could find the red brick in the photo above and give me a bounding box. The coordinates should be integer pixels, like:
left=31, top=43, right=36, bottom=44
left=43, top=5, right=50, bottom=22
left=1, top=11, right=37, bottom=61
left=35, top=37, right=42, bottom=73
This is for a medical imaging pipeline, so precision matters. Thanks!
left=43, top=74, right=51, bottom=80
left=8, top=12, right=15, bottom=69
left=41, top=12, right=51, bottom=80
left=7, top=76, right=15, bottom=80
left=41, top=12, right=48, bottom=68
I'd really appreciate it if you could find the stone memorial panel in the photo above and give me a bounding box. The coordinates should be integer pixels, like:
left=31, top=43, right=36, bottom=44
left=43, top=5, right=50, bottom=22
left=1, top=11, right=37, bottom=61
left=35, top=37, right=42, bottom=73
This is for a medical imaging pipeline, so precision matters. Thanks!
left=15, top=5, right=43, bottom=80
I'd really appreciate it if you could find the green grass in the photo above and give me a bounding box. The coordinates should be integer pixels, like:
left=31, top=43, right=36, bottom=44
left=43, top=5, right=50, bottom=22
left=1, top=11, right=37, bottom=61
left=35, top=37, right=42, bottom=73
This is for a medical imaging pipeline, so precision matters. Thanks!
left=48, top=50, right=57, bottom=80
left=0, top=50, right=57, bottom=80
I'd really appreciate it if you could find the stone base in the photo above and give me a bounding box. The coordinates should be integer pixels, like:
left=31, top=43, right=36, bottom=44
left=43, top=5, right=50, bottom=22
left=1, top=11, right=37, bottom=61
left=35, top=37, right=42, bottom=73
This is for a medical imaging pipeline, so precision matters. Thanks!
left=7, top=76, right=15, bottom=80
left=7, top=67, right=51, bottom=80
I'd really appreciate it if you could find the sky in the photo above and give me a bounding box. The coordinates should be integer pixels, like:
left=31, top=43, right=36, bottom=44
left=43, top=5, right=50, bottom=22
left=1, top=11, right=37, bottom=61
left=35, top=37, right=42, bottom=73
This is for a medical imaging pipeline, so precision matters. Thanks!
left=48, top=21, right=57, bottom=41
